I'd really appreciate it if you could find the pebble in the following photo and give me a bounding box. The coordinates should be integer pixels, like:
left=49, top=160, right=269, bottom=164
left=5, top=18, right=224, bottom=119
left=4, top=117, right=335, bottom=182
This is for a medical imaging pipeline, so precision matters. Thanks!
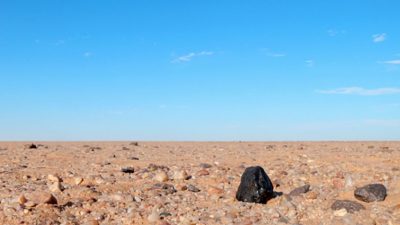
left=187, top=184, right=201, bottom=192
left=74, top=177, right=84, bottom=185
left=354, top=183, right=387, bottom=202
left=333, top=208, right=348, bottom=217
left=208, top=186, right=224, bottom=195
left=147, top=211, right=159, bottom=223
left=30, top=192, right=58, bottom=205
left=47, top=174, right=61, bottom=182
left=289, top=184, right=310, bottom=196
left=154, top=171, right=169, bottom=182
left=121, top=167, right=135, bottom=173
left=173, top=170, right=189, bottom=180
left=196, top=169, right=210, bottom=176
left=331, top=200, right=365, bottom=213
left=48, top=182, right=62, bottom=192
left=18, top=195, right=27, bottom=204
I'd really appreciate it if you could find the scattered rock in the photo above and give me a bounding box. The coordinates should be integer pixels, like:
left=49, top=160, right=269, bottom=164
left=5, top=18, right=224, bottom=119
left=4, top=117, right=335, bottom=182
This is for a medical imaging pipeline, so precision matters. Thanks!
left=47, top=174, right=61, bottom=182
left=173, top=170, right=189, bottom=180
left=354, top=184, right=387, bottom=202
left=48, top=182, right=62, bottom=192
left=130, top=142, right=139, bottom=146
left=18, top=195, right=27, bottom=205
left=199, top=163, right=212, bottom=169
left=28, top=143, right=37, bottom=149
left=121, top=167, right=135, bottom=173
left=154, top=171, right=169, bottom=182
left=187, top=184, right=200, bottom=192
left=74, top=177, right=84, bottom=185
left=289, top=184, right=310, bottom=196
left=208, top=186, right=224, bottom=195
left=333, top=208, right=348, bottom=217
left=236, top=166, right=274, bottom=204
left=151, top=183, right=176, bottom=195
left=129, top=156, right=139, bottom=160
left=331, top=200, right=365, bottom=213
left=196, top=169, right=210, bottom=176
left=30, top=192, right=58, bottom=205
left=147, top=211, right=159, bottom=223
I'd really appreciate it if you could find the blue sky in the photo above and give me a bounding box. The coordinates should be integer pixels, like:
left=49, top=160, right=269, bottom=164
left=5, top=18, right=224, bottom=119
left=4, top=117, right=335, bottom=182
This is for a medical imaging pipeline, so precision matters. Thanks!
left=1, top=0, right=399, bottom=141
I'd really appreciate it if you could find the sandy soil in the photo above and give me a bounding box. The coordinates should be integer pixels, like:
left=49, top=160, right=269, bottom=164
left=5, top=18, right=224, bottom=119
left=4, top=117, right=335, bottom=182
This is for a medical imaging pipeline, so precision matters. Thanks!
left=0, top=142, right=399, bottom=225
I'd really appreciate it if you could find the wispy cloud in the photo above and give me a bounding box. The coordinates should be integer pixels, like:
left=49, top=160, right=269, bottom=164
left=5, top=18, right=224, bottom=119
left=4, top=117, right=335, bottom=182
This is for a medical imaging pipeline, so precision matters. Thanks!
left=305, top=59, right=315, bottom=67
left=383, top=59, right=400, bottom=65
left=172, top=51, right=214, bottom=63
left=317, top=87, right=400, bottom=96
left=372, top=33, right=386, bottom=43
left=261, top=48, right=286, bottom=57
left=364, top=119, right=400, bottom=127
left=327, top=29, right=346, bottom=37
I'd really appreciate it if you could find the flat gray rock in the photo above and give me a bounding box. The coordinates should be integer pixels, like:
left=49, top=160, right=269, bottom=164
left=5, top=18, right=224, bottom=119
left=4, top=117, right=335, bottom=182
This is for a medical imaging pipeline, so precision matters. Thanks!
left=331, top=200, right=365, bottom=213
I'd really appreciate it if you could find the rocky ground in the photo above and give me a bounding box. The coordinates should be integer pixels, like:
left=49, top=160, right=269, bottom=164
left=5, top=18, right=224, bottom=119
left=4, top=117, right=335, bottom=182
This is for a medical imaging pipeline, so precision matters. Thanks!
left=0, top=142, right=399, bottom=225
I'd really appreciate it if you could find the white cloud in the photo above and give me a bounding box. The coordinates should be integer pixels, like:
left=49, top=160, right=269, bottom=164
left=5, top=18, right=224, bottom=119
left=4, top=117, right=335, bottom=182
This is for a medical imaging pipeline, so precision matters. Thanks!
left=372, top=33, right=386, bottom=43
left=268, top=52, right=286, bottom=57
left=261, top=49, right=286, bottom=57
left=83, top=52, right=93, bottom=57
left=364, top=119, right=400, bottom=127
left=305, top=60, right=315, bottom=67
left=172, top=51, right=214, bottom=63
left=383, top=59, right=400, bottom=65
left=317, top=87, right=400, bottom=96
left=327, top=29, right=346, bottom=37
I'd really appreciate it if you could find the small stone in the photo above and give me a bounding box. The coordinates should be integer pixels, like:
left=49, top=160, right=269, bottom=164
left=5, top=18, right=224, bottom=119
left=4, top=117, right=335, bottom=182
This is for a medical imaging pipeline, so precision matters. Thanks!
left=199, top=163, right=212, bottom=169
left=187, top=184, right=200, bottom=192
left=196, top=169, right=210, bottom=176
left=18, top=195, right=27, bottom=204
left=305, top=191, right=318, bottom=200
left=159, top=212, right=172, bottom=218
left=154, top=171, right=169, bottom=182
left=49, top=182, right=62, bottom=192
left=25, top=201, right=37, bottom=208
left=354, top=183, right=387, bottom=202
left=130, top=142, right=139, bottom=146
left=333, top=208, right=348, bottom=217
left=173, top=170, right=189, bottom=180
left=148, top=211, right=159, bottom=223
left=30, top=192, right=58, bottom=205
left=28, top=143, right=37, bottom=149
left=289, top=184, right=310, bottom=196
left=331, top=200, right=365, bottom=213
left=47, top=174, right=61, bottom=182
left=121, top=167, right=135, bottom=173
left=134, top=196, right=142, bottom=202
left=74, top=177, right=83, bottom=185
left=208, top=186, right=224, bottom=195
left=235, top=166, right=274, bottom=204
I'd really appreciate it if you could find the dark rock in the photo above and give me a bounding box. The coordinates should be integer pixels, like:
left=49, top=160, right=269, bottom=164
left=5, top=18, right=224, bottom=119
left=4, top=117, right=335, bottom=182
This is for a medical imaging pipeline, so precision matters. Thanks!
left=236, top=166, right=274, bottom=204
left=199, top=163, right=212, bottom=169
left=187, top=184, right=200, bottom=192
left=289, top=184, right=310, bottom=196
left=354, top=183, right=387, bottom=202
left=121, top=167, right=135, bottom=173
left=152, top=183, right=176, bottom=195
left=130, top=142, right=139, bottom=146
left=129, top=157, right=139, bottom=160
left=28, top=143, right=37, bottom=149
left=331, top=200, right=365, bottom=213
left=159, top=212, right=172, bottom=218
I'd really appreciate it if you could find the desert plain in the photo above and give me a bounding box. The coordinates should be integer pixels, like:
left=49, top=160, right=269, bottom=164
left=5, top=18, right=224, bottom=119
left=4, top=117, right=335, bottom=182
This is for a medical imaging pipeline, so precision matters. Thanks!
left=0, top=142, right=399, bottom=225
